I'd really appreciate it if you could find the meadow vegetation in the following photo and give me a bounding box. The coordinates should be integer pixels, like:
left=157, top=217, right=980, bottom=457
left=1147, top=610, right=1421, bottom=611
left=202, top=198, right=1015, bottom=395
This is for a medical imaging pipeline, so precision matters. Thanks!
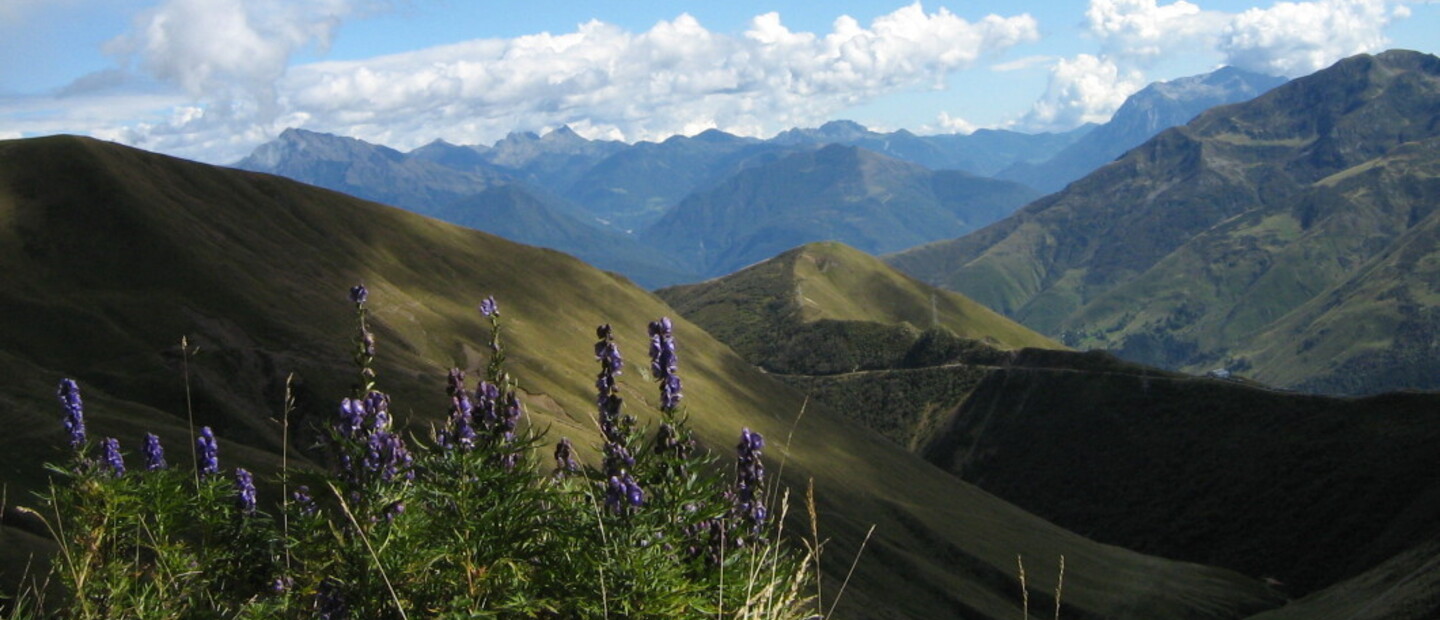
left=5, top=287, right=814, bottom=619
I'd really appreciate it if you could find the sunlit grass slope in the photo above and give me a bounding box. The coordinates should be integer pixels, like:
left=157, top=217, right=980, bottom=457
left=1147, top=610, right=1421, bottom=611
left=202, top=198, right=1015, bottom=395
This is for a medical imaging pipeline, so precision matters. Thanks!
left=0, top=136, right=1283, bottom=618
left=658, top=241, right=1060, bottom=375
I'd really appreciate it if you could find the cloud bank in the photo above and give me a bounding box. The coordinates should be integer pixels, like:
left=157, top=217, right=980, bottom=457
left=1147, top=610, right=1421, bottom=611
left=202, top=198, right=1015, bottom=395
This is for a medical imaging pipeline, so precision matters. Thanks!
left=71, top=1, right=1039, bottom=162
left=1017, top=0, right=1413, bottom=131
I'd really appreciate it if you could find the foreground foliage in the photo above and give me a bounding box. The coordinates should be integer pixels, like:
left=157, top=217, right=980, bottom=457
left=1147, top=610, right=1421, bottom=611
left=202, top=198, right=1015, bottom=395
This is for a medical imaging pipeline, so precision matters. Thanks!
left=10, top=287, right=812, bottom=619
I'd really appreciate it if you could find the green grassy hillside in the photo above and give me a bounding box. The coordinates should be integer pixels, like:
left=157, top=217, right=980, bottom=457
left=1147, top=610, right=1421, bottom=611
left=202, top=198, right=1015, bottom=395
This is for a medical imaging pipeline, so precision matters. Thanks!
left=662, top=235, right=1440, bottom=614
left=659, top=241, right=1059, bottom=374
left=0, top=136, right=1284, bottom=618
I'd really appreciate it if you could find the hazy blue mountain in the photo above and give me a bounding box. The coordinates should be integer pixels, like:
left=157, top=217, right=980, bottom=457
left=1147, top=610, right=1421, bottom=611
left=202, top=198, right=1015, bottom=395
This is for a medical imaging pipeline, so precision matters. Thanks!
left=644, top=144, right=1039, bottom=278
left=479, top=125, right=628, bottom=190
left=774, top=119, right=1093, bottom=176
left=561, top=129, right=801, bottom=231
left=235, top=128, right=692, bottom=287
left=998, top=66, right=1288, bottom=194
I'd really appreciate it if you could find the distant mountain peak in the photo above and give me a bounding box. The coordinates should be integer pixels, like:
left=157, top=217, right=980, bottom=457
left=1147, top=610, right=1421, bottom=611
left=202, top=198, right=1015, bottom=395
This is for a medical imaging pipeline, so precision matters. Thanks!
left=241, top=127, right=402, bottom=168
left=814, top=119, right=871, bottom=139
left=541, top=125, right=584, bottom=143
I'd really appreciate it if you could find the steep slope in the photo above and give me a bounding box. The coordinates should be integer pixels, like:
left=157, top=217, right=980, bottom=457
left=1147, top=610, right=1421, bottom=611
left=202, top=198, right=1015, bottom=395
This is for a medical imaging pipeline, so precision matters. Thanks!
left=661, top=238, right=1440, bottom=607
left=999, top=67, right=1286, bottom=194
left=889, top=50, right=1440, bottom=393
left=0, top=135, right=1284, bottom=619
left=235, top=128, right=689, bottom=287
left=645, top=144, right=1039, bottom=279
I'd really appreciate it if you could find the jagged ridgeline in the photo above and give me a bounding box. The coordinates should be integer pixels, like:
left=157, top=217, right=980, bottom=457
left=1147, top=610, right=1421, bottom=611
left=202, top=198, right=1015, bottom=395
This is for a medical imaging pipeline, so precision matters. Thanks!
left=0, top=135, right=1288, bottom=618
left=889, top=50, right=1440, bottom=395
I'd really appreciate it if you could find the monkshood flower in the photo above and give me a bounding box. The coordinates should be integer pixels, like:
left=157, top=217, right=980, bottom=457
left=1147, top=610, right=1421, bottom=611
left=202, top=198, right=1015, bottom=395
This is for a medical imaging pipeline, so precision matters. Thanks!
left=365, top=390, right=391, bottom=430
left=474, top=381, right=501, bottom=431
left=734, top=427, right=767, bottom=532
left=102, top=437, right=125, bottom=477
left=478, top=296, right=498, bottom=318
left=234, top=468, right=257, bottom=516
left=594, top=324, right=624, bottom=404
left=594, top=324, right=632, bottom=446
left=350, top=284, right=377, bottom=391
left=336, top=390, right=391, bottom=440
left=649, top=318, right=682, bottom=410
left=605, top=473, right=644, bottom=515
left=197, top=426, right=220, bottom=476
left=292, top=485, right=317, bottom=516
left=497, top=393, right=522, bottom=440
left=143, top=433, right=167, bottom=471
left=56, top=378, right=85, bottom=450
left=383, top=500, right=406, bottom=522
left=438, top=369, right=476, bottom=451
left=554, top=437, right=579, bottom=474
left=364, top=429, right=414, bottom=482
left=604, top=442, right=636, bottom=478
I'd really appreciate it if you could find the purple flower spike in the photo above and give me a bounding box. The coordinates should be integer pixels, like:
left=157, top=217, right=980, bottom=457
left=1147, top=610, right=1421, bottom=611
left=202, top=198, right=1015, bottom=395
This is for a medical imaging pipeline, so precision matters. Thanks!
left=197, top=426, right=219, bottom=476
left=648, top=318, right=682, bottom=410
left=734, top=427, right=767, bottom=532
left=292, top=485, right=317, bottom=516
left=234, top=468, right=257, bottom=516
left=56, top=378, right=86, bottom=450
left=349, top=284, right=368, bottom=305
left=606, top=473, right=644, bottom=515
left=143, top=433, right=167, bottom=471
left=478, top=296, right=498, bottom=317
left=336, top=398, right=365, bottom=439
left=102, top=437, right=125, bottom=477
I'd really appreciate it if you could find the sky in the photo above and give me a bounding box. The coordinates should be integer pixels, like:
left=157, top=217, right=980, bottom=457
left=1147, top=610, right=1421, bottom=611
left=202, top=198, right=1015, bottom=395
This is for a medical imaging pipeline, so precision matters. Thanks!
left=1, top=0, right=1436, bottom=164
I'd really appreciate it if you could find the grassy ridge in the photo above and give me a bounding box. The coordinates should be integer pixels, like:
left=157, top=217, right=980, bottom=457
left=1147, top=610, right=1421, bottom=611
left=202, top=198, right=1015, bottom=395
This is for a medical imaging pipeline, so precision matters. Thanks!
left=659, top=241, right=1059, bottom=375
left=0, top=136, right=1283, bottom=618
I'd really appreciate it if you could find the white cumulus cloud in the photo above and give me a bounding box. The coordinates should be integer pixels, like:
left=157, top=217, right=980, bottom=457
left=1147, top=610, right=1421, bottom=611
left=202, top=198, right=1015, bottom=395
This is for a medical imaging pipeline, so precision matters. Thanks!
left=1017, top=54, right=1145, bottom=132
left=272, top=4, right=1039, bottom=152
left=106, top=0, right=378, bottom=118
left=1086, top=0, right=1228, bottom=65
left=1017, top=0, right=1416, bottom=132
left=1217, top=0, right=1403, bottom=75
left=1086, top=0, right=1410, bottom=76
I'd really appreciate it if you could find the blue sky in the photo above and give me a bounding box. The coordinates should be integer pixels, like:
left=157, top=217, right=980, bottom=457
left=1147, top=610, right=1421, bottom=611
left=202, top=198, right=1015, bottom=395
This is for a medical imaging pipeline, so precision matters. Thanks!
left=2, top=0, right=1436, bottom=163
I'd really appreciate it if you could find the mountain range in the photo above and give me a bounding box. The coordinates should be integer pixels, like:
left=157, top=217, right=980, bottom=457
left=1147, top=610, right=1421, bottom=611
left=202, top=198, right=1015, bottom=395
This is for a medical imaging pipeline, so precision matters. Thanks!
left=0, top=135, right=1300, bottom=618
left=233, top=63, right=1280, bottom=290
left=888, top=49, right=1440, bottom=395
